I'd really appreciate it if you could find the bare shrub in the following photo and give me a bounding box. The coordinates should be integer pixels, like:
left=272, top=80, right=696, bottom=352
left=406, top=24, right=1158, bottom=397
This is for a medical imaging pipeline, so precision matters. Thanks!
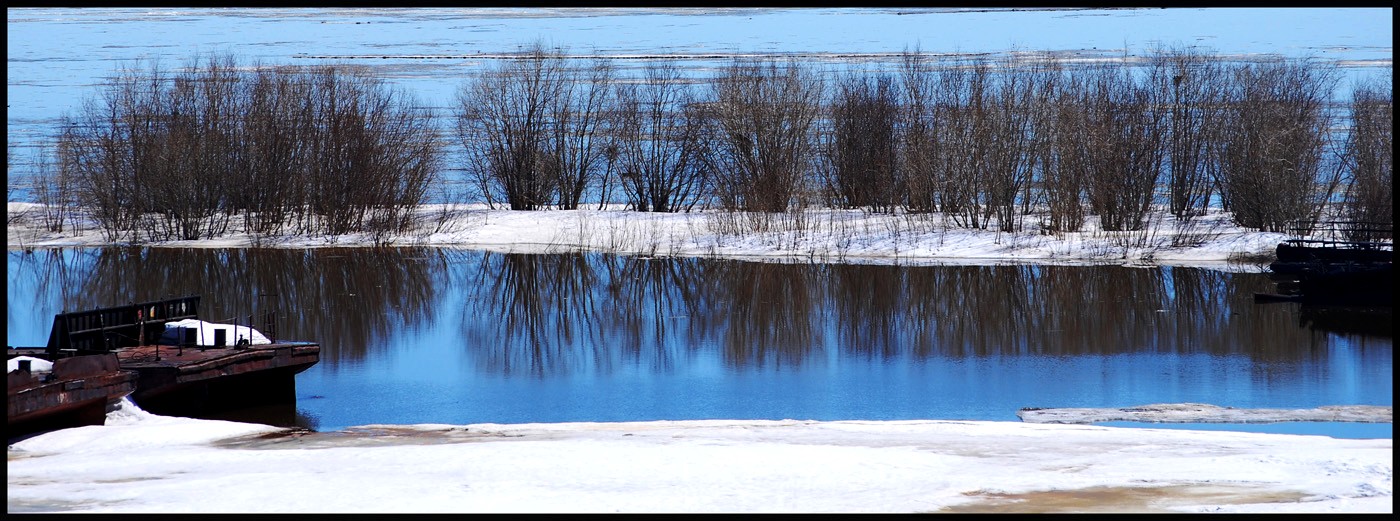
left=548, top=56, right=615, bottom=210
left=983, top=57, right=1054, bottom=233
left=143, top=53, right=241, bottom=241
left=5, top=143, right=12, bottom=201
left=1079, top=60, right=1164, bottom=232
left=1016, top=57, right=1061, bottom=218
left=932, top=58, right=991, bottom=228
left=1338, top=71, right=1393, bottom=239
left=1148, top=46, right=1229, bottom=221
left=1218, top=57, right=1343, bottom=232
left=29, top=141, right=78, bottom=233
left=239, top=65, right=318, bottom=236
left=456, top=43, right=566, bottom=211
left=60, top=60, right=163, bottom=241
left=58, top=54, right=440, bottom=241
left=708, top=58, right=823, bottom=213
left=898, top=49, right=941, bottom=214
left=1040, top=65, right=1089, bottom=233
left=822, top=72, right=902, bottom=213
left=305, top=65, right=439, bottom=236
left=612, top=63, right=711, bottom=213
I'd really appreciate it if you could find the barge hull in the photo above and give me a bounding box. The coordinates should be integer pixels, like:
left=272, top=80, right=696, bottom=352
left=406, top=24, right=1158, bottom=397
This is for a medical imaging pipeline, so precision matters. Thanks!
left=116, top=343, right=320, bottom=418
left=7, top=354, right=137, bottom=440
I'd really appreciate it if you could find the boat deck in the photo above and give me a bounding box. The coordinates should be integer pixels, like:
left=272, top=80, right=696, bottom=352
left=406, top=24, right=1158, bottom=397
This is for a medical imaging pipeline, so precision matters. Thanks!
left=115, top=342, right=320, bottom=375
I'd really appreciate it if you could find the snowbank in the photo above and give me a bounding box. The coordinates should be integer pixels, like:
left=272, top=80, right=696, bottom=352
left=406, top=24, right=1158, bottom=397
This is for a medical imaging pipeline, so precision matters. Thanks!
left=6, top=399, right=1391, bottom=514
left=7, top=202, right=1294, bottom=267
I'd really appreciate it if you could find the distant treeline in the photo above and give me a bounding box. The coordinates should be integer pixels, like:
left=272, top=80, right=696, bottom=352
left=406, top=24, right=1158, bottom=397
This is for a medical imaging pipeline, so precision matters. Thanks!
left=22, top=45, right=1393, bottom=242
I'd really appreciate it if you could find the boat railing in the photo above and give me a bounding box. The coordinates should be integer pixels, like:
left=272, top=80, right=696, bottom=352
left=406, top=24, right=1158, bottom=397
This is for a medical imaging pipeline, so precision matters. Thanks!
left=46, top=296, right=202, bottom=358
left=1285, top=220, right=1393, bottom=252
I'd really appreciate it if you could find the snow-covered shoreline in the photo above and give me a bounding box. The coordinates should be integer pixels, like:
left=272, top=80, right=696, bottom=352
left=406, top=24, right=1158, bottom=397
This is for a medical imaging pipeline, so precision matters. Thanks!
left=6, top=398, right=1391, bottom=513
left=7, top=202, right=1290, bottom=269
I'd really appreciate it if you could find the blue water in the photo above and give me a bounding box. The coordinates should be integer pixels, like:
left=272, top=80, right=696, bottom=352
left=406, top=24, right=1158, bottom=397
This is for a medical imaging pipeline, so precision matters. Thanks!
left=6, top=9, right=1392, bottom=438
left=7, top=248, right=1391, bottom=439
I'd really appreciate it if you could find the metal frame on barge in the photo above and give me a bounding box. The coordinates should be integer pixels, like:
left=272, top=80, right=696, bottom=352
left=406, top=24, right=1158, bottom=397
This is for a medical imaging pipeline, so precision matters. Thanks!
left=8, top=295, right=320, bottom=440
left=1256, top=220, right=1393, bottom=308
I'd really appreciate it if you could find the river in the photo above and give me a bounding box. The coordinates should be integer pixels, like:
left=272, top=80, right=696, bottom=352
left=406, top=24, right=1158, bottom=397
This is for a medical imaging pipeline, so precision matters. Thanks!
left=6, top=247, right=1392, bottom=438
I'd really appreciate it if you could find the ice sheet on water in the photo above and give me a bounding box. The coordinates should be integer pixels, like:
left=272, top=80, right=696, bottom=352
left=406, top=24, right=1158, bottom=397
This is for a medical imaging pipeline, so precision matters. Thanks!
left=1018, top=403, right=1393, bottom=424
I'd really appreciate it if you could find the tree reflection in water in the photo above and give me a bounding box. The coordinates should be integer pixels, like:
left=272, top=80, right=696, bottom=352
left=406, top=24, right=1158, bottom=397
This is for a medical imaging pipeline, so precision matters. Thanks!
left=8, top=249, right=1389, bottom=377
left=9, top=247, right=447, bottom=366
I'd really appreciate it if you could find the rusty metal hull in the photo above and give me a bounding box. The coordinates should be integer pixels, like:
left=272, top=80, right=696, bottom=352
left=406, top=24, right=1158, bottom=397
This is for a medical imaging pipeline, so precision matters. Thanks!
left=14, top=295, right=321, bottom=433
left=8, top=353, right=137, bottom=440
left=114, top=342, right=321, bottom=417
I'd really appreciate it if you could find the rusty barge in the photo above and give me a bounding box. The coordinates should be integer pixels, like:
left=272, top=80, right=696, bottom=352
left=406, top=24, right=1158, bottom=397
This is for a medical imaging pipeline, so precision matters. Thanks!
left=8, top=295, right=319, bottom=440
left=8, top=353, right=137, bottom=439
left=1255, top=220, right=1393, bottom=307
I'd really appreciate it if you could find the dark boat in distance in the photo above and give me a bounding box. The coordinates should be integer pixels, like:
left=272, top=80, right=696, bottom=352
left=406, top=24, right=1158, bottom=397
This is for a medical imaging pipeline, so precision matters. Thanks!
left=1256, top=220, right=1393, bottom=309
left=1270, top=240, right=1392, bottom=276
left=8, top=295, right=319, bottom=440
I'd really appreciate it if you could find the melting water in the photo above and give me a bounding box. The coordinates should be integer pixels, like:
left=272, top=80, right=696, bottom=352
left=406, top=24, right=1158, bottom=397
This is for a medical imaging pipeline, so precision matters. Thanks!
left=6, top=248, right=1393, bottom=438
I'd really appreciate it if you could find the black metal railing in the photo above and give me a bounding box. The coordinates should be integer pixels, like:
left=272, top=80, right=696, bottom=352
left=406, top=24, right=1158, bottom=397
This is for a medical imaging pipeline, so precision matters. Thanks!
left=1284, top=220, right=1393, bottom=251
left=45, top=296, right=201, bottom=357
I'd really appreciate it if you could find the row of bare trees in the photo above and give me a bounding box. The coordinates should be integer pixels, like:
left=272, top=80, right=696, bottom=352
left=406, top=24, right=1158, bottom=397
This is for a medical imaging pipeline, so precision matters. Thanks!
left=457, top=44, right=1387, bottom=236
left=890, top=49, right=1364, bottom=234
left=42, top=54, right=438, bottom=242
left=21, top=47, right=1390, bottom=241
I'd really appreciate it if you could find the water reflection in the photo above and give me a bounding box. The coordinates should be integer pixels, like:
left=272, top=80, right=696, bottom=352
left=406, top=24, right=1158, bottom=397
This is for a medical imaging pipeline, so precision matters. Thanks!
left=9, top=248, right=1390, bottom=434
left=1298, top=305, right=1392, bottom=338
left=7, top=247, right=447, bottom=367
left=457, top=252, right=604, bottom=376
left=713, top=261, right=824, bottom=367
left=7, top=248, right=1391, bottom=373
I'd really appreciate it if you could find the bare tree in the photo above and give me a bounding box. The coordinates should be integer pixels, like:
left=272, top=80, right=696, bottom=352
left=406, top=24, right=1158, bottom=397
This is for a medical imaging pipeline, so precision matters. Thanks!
left=823, top=72, right=901, bottom=213
left=612, top=63, right=711, bottom=212
left=1339, top=70, right=1393, bottom=239
left=708, top=58, right=823, bottom=213
left=1148, top=46, right=1229, bottom=221
left=547, top=56, right=615, bottom=210
left=1218, top=57, right=1342, bottom=232
left=456, top=43, right=566, bottom=211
